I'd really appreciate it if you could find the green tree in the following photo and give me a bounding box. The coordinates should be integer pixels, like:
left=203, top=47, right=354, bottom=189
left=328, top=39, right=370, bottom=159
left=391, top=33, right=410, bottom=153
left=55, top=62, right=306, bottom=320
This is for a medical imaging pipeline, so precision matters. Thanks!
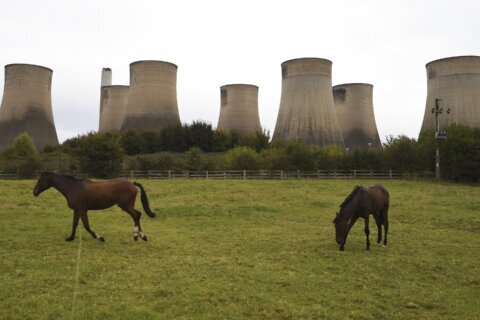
left=1, top=133, right=41, bottom=178
left=73, top=132, right=124, bottom=178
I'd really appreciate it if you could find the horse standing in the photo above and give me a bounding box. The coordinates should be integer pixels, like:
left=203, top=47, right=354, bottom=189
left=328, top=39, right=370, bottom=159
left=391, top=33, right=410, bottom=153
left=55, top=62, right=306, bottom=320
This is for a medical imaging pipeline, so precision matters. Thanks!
left=333, top=184, right=390, bottom=251
left=33, top=172, right=156, bottom=242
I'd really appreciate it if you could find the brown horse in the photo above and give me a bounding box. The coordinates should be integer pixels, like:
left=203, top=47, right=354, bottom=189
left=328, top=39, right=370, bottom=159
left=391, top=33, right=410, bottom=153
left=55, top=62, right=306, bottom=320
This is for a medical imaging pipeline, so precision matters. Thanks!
left=33, top=172, right=156, bottom=242
left=333, top=184, right=389, bottom=251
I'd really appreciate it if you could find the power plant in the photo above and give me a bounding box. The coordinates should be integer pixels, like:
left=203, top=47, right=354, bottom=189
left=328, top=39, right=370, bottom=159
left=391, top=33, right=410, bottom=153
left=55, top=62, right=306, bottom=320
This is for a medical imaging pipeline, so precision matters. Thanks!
left=98, top=85, right=129, bottom=133
left=421, top=55, right=480, bottom=132
left=333, top=83, right=382, bottom=149
left=217, top=84, right=261, bottom=135
left=121, top=60, right=180, bottom=132
left=272, top=58, right=344, bottom=147
left=0, top=63, right=58, bottom=151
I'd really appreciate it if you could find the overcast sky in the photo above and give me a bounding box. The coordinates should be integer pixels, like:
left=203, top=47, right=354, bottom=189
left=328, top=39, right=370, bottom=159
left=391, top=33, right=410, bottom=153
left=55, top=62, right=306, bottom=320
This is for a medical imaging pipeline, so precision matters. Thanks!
left=1, top=0, right=479, bottom=142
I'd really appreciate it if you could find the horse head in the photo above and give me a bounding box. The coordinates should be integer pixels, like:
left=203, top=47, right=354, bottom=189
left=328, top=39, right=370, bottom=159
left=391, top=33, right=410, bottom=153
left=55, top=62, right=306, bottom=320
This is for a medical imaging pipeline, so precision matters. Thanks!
left=333, top=210, right=350, bottom=249
left=33, top=172, right=54, bottom=197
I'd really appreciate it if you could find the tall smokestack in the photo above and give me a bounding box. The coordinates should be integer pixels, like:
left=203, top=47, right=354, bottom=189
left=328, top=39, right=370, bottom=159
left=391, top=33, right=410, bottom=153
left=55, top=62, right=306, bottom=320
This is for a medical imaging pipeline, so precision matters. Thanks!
left=272, top=58, right=344, bottom=146
left=121, top=60, right=180, bottom=132
left=98, top=85, right=129, bottom=133
left=98, top=67, right=113, bottom=131
left=217, top=84, right=261, bottom=135
left=421, top=55, right=480, bottom=133
left=333, top=83, right=382, bottom=149
left=0, top=63, right=58, bottom=151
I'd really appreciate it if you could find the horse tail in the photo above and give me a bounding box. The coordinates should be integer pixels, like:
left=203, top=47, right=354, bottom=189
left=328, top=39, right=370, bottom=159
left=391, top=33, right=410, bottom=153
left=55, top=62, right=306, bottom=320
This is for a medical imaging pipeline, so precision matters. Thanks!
left=133, top=182, right=156, bottom=218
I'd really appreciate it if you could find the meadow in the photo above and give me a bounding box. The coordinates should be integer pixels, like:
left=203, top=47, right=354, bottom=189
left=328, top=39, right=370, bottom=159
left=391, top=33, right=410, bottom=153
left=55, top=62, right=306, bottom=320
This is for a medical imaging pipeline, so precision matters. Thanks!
left=0, top=179, right=478, bottom=319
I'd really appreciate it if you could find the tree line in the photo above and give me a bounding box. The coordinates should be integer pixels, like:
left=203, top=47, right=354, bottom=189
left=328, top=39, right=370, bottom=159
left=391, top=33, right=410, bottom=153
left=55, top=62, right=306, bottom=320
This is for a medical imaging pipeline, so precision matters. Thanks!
left=0, top=122, right=479, bottom=182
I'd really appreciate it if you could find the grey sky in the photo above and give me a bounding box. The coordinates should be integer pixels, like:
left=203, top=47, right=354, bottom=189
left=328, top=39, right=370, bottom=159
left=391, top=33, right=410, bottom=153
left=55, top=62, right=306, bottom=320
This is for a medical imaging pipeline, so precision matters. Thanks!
left=1, top=0, right=479, bottom=142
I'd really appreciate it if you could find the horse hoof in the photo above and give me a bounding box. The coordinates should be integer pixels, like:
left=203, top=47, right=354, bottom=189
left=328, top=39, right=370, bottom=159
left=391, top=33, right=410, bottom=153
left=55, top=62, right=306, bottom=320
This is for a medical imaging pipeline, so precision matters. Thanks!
left=382, top=245, right=387, bottom=248
left=141, top=235, right=148, bottom=241
left=65, top=237, right=74, bottom=242
left=134, top=236, right=138, bottom=241
left=97, top=236, right=105, bottom=242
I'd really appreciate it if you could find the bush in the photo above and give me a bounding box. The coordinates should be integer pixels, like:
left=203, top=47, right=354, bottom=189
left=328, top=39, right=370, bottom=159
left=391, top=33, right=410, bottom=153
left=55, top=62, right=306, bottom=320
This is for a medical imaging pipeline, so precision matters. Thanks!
left=224, top=146, right=260, bottom=170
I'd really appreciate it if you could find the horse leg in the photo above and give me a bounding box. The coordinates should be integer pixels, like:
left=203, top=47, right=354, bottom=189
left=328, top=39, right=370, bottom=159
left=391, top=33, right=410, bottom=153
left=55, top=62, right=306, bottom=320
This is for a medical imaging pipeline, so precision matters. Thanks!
left=65, top=210, right=80, bottom=241
left=364, top=215, right=371, bottom=251
left=381, top=205, right=389, bottom=247
left=373, top=213, right=382, bottom=245
left=79, top=210, right=105, bottom=242
left=122, top=207, right=147, bottom=241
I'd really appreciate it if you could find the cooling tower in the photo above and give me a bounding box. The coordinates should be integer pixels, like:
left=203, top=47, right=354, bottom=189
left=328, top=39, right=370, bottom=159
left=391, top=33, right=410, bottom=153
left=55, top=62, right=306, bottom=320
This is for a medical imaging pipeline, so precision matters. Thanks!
left=333, top=83, right=382, bottom=149
left=98, top=85, right=129, bottom=133
left=421, top=55, right=480, bottom=132
left=0, top=63, right=58, bottom=151
left=121, top=60, right=180, bottom=132
left=272, top=58, right=344, bottom=146
left=217, top=84, right=261, bottom=135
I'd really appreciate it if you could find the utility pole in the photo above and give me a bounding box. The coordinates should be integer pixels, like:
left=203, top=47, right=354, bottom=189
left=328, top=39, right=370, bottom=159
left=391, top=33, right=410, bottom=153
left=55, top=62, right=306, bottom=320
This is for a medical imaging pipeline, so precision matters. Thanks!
left=431, top=98, right=450, bottom=180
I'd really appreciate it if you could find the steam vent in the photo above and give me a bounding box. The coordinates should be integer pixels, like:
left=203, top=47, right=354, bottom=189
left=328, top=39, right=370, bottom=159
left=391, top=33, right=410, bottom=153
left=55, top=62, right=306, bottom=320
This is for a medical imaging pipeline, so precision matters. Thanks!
left=99, top=85, right=129, bottom=133
left=0, top=64, right=58, bottom=151
left=333, top=83, right=382, bottom=149
left=421, top=55, right=480, bottom=132
left=217, top=84, right=261, bottom=135
left=121, top=60, right=180, bottom=132
left=272, top=58, right=344, bottom=146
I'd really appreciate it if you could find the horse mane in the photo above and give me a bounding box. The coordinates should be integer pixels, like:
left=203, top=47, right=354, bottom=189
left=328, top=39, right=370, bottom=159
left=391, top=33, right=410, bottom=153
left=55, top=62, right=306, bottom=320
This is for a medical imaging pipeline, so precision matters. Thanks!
left=340, top=185, right=363, bottom=209
left=43, top=171, right=81, bottom=181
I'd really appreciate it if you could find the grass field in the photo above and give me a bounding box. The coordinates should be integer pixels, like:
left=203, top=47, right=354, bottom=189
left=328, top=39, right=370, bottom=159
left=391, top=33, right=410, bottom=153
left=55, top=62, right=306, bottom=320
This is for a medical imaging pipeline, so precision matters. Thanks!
left=0, top=179, right=478, bottom=319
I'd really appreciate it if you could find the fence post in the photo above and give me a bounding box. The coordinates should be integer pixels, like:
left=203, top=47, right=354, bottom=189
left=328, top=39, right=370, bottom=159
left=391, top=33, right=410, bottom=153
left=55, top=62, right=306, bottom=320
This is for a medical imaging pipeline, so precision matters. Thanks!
left=206, top=170, right=208, bottom=179
left=317, top=170, right=320, bottom=179
left=297, top=170, right=300, bottom=179
left=353, top=170, right=356, bottom=179
left=243, top=170, right=246, bottom=180
left=224, top=171, right=226, bottom=179
left=280, top=170, right=283, bottom=180
left=389, top=169, right=392, bottom=179
left=168, top=170, right=171, bottom=179
left=370, top=169, right=373, bottom=177
left=130, top=170, right=134, bottom=179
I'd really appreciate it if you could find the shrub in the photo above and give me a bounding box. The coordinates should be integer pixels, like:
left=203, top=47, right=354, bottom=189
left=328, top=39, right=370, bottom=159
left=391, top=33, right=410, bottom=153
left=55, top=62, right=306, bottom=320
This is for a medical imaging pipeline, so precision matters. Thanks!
left=224, top=146, right=260, bottom=170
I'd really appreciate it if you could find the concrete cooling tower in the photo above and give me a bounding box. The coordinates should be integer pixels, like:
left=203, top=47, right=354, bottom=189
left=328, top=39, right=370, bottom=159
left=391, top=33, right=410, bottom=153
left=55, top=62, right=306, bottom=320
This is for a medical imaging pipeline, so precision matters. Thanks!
left=272, top=58, right=344, bottom=147
left=333, top=83, right=382, bottom=149
left=121, top=60, right=180, bottom=132
left=421, top=55, right=480, bottom=132
left=217, top=84, right=261, bottom=135
left=99, top=85, right=129, bottom=133
left=0, top=63, right=58, bottom=151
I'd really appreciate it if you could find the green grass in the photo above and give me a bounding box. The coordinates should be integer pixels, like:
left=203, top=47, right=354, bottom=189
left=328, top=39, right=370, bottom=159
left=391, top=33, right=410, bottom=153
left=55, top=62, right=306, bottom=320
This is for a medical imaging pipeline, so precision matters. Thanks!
left=0, top=179, right=478, bottom=319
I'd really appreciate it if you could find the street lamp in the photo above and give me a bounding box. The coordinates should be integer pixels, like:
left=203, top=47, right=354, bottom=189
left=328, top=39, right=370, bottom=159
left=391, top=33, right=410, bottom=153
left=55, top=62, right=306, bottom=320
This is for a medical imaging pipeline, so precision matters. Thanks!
left=431, top=98, right=451, bottom=179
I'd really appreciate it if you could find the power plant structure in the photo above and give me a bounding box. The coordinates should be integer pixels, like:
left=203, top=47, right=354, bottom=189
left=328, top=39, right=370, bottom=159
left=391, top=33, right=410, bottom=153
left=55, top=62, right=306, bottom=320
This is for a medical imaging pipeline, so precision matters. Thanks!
left=272, top=58, right=344, bottom=147
left=0, top=63, right=58, bottom=151
left=217, top=84, right=261, bottom=135
left=121, top=60, right=180, bottom=132
left=420, top=55, right=480, bottom=132
left=98, top=85, right=129, bottom=133
left=333, top=83, right=382, bottom=149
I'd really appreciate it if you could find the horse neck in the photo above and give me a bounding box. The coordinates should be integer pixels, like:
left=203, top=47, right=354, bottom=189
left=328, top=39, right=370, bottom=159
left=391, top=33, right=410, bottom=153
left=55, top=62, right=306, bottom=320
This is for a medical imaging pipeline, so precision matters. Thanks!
left=50, top=176, right=78, bottom=198
left=341, top=193, right=362, bottom=220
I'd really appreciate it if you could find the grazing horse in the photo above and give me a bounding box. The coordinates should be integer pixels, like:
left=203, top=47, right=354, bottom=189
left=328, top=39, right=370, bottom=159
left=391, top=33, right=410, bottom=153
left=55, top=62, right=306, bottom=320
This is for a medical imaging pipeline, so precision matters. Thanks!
left=33, top=172, right=156, bottom=242
left=333, top=184, right=389, bottom=251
